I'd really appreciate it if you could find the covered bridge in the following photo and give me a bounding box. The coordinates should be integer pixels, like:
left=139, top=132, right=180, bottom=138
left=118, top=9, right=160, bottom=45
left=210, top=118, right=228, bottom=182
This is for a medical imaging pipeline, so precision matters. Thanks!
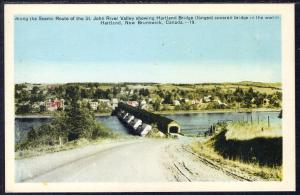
left=114, top=102, right=180, bottom=134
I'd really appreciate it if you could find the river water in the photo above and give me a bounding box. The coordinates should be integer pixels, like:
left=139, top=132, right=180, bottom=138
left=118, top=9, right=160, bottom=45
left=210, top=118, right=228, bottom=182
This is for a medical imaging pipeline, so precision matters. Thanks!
left=15, top=111, right=281, bottom=142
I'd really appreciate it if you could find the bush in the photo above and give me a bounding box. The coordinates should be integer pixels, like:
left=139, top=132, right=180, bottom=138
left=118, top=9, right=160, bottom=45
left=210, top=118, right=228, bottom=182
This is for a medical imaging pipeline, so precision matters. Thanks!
left=146, top=125, right=166, bottom=138
left=92, top=123, right=114, bottom=139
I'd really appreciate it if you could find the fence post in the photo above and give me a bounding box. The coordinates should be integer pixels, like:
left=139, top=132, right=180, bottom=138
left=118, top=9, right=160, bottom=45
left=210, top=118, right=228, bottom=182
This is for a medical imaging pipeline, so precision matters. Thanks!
left=59, top=136, right=62, bottom=147
left=268, top=116, right=270, bottom=128
left=258, top=115, right=259, bottom=124
left=251, top=115, right=253, bottom=125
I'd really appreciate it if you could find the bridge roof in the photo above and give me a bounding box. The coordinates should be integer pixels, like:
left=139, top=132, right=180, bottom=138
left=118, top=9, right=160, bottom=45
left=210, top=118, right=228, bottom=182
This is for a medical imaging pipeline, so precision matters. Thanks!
left=117, top=102, right=177, bottom=125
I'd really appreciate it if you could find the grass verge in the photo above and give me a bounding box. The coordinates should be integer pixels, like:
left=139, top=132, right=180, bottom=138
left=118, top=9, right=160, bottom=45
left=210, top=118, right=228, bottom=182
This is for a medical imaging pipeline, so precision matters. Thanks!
left=15, top=135, right=123, bottom=160
left=189, top=126, right=282, bottom=180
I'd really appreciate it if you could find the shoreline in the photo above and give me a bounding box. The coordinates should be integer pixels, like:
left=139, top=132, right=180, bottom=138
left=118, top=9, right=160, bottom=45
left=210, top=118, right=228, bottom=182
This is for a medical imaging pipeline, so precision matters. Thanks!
left=15, top=108, right=281, bottom=118
left=15, top=115, right=53, bottom=118
left=156, top=108, right=281, bottom=115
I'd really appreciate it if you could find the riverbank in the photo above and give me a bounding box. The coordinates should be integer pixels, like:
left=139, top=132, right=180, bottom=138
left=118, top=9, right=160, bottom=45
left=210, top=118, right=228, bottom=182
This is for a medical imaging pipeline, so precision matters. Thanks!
left=156, top=108, right=281, bottom=115
left=15, top=108, right=281, bottom=118
left=15, top=115, right=53, bottom=118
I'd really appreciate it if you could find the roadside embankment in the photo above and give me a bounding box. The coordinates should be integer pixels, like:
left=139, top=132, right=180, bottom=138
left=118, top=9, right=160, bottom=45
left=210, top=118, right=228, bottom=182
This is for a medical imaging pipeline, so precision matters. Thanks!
left=15, top=135, right=135, bottom=160
left=190, top=122, right=282, bottom=180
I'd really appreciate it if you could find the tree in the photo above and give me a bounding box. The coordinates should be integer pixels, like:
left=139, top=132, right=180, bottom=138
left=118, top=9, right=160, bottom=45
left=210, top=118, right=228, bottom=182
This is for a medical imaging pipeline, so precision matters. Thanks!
left=153, top=99, right=161, bottom=111
left=105, top=89, right=112, bottom=99
left=81, top=88, right=93, bottom=99
left=139, top=88, right=150, bottom=96
left=131, top=93, right=139, bottom=101
left=18, top=90, right=31, bottom=102
left=94, top=88, right=105, bottom=99
left=55, top=86, right=66, bottom=99
left=16, top=104, right=32, bottom=114
left=157, top=90, right=165, bottom=99
left=179, top=90, right=187, bottom=97
left=39, top=105, right=46, bottom=112
left=31, top=86, right=39, bottom=95
left=65, top=85, right=80, bottom=103
left=163, top=93, right=174, bottom=104
left=65, top=102, right=95, bottom=141
left=112, top=87, right=119, bottom=97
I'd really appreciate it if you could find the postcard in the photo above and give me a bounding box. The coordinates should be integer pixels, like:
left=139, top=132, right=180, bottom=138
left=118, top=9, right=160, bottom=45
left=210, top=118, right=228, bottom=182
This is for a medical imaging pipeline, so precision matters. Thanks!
left=5, top=3, right=295, bottom=192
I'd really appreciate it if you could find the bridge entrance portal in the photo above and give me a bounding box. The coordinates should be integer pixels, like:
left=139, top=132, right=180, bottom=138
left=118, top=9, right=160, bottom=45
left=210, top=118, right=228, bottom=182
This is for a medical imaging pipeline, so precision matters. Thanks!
left=168, top=121, right=180, bottom=134
left=169, top=126, right=179, bottom=133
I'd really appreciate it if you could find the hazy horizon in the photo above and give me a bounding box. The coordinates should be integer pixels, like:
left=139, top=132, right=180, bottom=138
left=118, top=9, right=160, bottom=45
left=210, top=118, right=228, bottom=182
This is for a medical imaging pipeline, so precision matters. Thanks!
left=15, top=80, right=281, bottom=85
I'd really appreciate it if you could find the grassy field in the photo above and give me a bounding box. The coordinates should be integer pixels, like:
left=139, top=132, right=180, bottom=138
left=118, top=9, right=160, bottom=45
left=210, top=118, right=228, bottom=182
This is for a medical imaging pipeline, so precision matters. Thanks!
left=225, top=121, right=282, bottom=140
left=190, top=121, right=282, bottom=180
left=124, top=81, right=282, bottom=94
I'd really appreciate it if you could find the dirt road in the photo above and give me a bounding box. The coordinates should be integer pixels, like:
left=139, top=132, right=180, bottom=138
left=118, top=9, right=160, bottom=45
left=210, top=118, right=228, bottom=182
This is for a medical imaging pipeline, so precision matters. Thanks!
left=16, top=137, right=240, bottom=182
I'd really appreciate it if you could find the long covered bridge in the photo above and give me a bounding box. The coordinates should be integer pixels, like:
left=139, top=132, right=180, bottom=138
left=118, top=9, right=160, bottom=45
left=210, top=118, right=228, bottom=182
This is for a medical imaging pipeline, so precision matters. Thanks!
left=112, top=102, right=180, bottom=135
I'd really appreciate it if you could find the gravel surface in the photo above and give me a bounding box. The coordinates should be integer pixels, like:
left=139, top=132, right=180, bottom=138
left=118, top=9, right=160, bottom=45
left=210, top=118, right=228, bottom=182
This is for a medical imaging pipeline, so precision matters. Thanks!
left=16, top=136, right=240, bottom=182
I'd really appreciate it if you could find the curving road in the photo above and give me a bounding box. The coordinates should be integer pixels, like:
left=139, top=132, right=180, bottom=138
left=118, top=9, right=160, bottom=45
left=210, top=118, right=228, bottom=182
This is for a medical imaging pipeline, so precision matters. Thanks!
left=16, top=137, right=240, bottom=183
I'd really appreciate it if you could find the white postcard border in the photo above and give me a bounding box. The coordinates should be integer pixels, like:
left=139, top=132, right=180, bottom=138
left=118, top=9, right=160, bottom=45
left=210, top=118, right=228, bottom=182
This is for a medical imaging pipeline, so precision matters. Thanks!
left=5, top=3, right=295, bottom=192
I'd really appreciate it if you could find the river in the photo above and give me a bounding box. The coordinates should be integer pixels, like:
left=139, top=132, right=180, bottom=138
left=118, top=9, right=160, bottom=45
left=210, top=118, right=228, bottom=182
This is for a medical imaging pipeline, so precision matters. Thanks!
left=15, top=111, right=281, bottom=143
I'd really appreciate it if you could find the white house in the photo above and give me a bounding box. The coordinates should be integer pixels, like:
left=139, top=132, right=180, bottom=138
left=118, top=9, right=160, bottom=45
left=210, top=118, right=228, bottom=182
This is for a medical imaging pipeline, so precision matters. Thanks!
left=216, top=100, right=227, bottom=107
left=173, top=100, right=181, bottom=106
left=89, top=101, right=99, bottom=110
left=111, top=98, right=119, bottom=109
left=263, top=98, right=270, bottom=106
left=204, top=95, right=212, bottom=103
left=140, top=99, right=147, bottom=106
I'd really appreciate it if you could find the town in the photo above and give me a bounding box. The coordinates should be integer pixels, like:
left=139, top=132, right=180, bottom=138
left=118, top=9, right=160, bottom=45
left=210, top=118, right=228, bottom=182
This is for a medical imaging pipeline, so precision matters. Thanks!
left=14, top=82, right=282, bottom=115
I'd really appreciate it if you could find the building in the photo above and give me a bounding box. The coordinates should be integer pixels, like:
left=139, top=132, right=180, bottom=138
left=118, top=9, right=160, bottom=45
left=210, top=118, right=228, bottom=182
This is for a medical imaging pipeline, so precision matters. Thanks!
left=203, top=95, right=212, bottom=103
left=45, top=99, right=64, bottom=111
left=111, top=98, right=119, bottom=109
left=173, top=100, right=181, bottom=106
left=89, top=101, right=99, bottom=110
left=263, top=98, right=270, bottom=106
left=127, top=101, right=139, bottom=107
left=140, top=99, right=147, bottom=106
left=216, top=100, right=227, bottom=107
left=191, top=99, right=201, bottom=105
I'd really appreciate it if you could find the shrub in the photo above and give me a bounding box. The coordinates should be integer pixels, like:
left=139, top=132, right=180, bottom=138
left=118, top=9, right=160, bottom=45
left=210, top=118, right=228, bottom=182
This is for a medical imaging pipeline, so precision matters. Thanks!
left=92, top=123, right=114, bottom=139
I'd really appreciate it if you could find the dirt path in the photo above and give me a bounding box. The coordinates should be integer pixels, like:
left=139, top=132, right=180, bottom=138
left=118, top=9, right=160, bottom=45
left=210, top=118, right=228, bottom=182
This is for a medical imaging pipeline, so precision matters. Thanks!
left=16, top=137, right=241, bottom=182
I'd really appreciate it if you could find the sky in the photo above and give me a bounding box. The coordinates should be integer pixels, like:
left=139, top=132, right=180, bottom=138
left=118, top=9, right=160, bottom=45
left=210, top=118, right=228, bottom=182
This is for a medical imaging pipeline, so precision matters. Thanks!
left=14, top=15, right=281, bottom=83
